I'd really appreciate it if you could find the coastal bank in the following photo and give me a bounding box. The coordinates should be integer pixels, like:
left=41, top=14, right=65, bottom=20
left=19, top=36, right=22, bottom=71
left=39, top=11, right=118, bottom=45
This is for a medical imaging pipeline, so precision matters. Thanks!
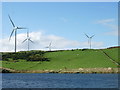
left=1, top=67, right=119, bottom=74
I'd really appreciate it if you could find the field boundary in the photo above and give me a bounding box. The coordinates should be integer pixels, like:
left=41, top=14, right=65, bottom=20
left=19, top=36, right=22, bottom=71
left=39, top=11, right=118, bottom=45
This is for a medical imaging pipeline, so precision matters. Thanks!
left=99, top=49, right=119, bottom=66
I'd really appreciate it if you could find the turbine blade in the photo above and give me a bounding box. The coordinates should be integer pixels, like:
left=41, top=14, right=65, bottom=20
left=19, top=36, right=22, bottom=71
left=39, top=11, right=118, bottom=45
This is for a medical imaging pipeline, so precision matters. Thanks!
left=22, top=39, right=27, bottom=43
left=9, top=29, right=15, bottom=41
left=49, top=41, right=52, bottom=47
left=27, top=31, right=29, bottom=37
left=90, top=35, right=95, bottom=38
left=17, top=27, right=27, bottom=29
left=85, top=33, right=89, bottom=38
left=8, top=15, right=15, bottom=27
left=29, top=39, right=34, bottom=43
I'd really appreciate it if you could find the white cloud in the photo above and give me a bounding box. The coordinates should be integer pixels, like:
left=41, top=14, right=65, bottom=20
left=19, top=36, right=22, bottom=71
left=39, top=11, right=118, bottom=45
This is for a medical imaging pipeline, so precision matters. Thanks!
left=97, top=19, right=118, bottom=36
left=105, top=30, right=118, bottom=36
left=97, top=19, right=115, bottom=25
left=0, top=31, right=104, bottom=52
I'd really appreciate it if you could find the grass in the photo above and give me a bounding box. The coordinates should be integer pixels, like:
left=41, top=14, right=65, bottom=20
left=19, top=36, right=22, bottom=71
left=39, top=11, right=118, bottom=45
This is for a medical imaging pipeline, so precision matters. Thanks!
left=102, top=48, right=119, bottom=63
left=2, top=47, right=119, bottom=71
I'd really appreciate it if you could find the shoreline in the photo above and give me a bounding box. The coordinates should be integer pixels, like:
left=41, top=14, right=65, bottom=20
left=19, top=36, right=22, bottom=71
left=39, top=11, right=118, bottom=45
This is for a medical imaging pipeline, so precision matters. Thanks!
left=1, top=67, right=119, bottom=74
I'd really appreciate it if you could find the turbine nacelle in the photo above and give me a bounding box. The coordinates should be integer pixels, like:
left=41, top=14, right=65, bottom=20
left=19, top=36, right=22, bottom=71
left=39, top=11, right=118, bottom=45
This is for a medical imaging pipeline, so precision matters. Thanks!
left=28, top=37, right=31, bottom=40
left=14, top=27, right=22, bottom=29
left=14, top=27, right=18, bottom=29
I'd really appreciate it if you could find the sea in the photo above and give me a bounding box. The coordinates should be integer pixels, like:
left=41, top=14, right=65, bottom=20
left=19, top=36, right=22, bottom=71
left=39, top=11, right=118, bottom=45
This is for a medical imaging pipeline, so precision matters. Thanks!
left=1, top=73, right=118, bottom=88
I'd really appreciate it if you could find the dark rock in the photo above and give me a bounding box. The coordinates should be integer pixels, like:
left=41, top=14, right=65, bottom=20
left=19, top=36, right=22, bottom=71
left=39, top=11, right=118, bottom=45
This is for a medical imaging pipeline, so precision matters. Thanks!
left=2, top=69, right=11, bottom=73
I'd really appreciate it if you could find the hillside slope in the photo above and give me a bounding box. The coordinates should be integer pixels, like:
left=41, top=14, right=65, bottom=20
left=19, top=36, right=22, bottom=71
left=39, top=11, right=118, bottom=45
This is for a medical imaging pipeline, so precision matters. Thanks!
left=1, top=47, right=119, bottom=71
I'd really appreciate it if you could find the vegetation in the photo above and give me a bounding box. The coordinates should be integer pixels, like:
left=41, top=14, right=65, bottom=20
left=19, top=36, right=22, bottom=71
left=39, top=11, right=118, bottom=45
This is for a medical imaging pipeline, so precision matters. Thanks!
left=102, top=48, right=119, bottom=64
left=1, top=47, right=119, bottom=72
left=2, top=50, right=48, bottom=61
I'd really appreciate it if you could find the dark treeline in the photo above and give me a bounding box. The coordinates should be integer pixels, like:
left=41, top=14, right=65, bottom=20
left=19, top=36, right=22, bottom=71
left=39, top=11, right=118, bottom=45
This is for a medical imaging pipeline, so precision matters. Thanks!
left=2, top=50, right=49, bottom=62
left=2, top=49, right=97, bottom=62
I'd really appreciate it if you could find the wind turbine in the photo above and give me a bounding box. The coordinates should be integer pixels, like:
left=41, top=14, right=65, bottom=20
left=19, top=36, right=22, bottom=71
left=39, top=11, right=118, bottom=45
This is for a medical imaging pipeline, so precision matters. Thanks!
left=45, top=41, right=52, bottom=51
left=85, top=33, right=95, bottom=49
left=8, top=15, right=27, bottom=52
left=22, top=30, right=34, bottom=51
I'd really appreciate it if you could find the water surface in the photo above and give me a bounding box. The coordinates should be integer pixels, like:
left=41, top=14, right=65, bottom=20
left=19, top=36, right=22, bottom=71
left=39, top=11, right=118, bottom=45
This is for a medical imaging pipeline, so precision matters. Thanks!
left=2, top=73, right=118, bottom=88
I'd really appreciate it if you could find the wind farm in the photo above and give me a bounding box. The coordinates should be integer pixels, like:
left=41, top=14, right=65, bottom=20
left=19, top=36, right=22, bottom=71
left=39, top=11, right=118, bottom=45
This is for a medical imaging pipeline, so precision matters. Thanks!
left=1, top=13, right=119, bottom=73
left=1, top=2, right=119, bottom=74
left=8, top=15, right=97, bottom=52
left=1, top=2, right=119, bottom=89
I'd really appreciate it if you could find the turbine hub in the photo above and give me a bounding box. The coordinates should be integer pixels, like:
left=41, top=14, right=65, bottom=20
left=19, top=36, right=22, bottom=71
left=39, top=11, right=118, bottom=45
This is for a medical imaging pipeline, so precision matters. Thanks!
left=14, top=27, right=18, bottom=29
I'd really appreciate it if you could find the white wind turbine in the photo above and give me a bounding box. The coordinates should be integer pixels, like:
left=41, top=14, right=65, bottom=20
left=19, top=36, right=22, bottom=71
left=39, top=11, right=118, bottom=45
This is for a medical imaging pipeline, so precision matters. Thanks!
left=45, top=41, right=52, bottom=51
left=85, top=33, right=95, bottom=49
left=22, top=30, right=34, bottom=51
left=8, top=15, right=27, bottom=52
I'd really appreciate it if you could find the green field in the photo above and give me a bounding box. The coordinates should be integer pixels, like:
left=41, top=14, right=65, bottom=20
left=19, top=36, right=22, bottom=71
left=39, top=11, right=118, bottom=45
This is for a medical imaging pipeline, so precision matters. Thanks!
left=102, top=48, right=119, bottom=63
left=1, top=47, right=119, bottom=71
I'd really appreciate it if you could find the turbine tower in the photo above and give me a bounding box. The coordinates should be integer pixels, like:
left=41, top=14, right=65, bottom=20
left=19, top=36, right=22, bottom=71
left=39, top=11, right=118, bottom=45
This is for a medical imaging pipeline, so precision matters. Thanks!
left=22, top=30, right=34, bottom=51
left=45, top=42, right=52, bottom=51
left=8, top=15, right=26, bottom=52
left=85, top=33, right=95, bottom=49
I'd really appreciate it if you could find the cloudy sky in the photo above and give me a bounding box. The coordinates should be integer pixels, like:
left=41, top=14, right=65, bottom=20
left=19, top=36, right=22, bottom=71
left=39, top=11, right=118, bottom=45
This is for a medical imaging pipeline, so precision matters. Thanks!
left=1, top=2, right=118, bottom=52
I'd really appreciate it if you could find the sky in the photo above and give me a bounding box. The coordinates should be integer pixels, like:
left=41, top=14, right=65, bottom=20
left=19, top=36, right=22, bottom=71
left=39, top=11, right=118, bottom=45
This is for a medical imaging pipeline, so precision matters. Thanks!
left=1, top=2, right=118, bottom=52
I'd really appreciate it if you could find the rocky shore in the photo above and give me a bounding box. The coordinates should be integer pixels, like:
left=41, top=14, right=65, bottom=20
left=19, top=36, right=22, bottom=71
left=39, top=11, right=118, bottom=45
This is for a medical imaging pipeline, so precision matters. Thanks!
left=0, top=67, right=119, bottom=74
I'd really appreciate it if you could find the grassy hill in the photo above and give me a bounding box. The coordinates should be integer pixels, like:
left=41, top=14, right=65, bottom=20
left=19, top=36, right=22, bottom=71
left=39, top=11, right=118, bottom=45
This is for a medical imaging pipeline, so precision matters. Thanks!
left=102, top=47, right=119, bottom=63
left=1, top=47, right=119, bottom=72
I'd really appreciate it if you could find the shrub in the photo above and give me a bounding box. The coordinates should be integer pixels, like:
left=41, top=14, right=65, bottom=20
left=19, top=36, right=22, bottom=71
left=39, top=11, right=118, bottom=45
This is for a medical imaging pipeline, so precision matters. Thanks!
left=2, top=50, right=49, bottom=62
left=27, top=54, right=49, bottom=61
